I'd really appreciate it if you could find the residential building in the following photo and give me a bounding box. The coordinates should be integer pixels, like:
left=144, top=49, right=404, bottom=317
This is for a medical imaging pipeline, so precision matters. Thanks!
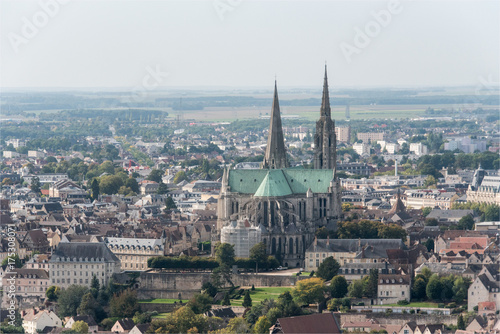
left=104, top=236, right=164, bottom=271
left=468, top=268, right=500, bottom=311
left=49, top=242, right=121, bottom=288
left=335, top=126, right=351, bottom=143
left=466, top=166, right=500, bottom=205
left=409, top=143, right=428, bottom=156
left=1, top=269, right=49, bottom=307
left=111, top=319, right=136, bottom=332
left=357, top=132, right=385, bottom=143
left=377, top=274, right=411, bottom=305
left=353, top=142, right=370, bottom=156
left=305, top=238, right=405, bottom=271
left=64, top=315, right=98, bottom=333
left=22, top=309, right=62, bottom=334
left=140, top=180, right=159, bottom=195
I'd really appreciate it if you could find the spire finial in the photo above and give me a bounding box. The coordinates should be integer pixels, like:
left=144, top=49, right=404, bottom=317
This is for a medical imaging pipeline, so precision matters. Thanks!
left=320, top=65, right=331, bottom=117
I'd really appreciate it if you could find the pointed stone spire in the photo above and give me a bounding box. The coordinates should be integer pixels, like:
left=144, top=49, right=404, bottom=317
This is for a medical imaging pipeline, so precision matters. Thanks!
left=262, top=80, right=288, bottom=169
left=320, top=64, right=331, bottom=117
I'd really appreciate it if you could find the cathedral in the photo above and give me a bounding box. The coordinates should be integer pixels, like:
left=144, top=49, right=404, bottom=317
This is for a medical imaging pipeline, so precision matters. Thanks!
left=217, top=67, right=342, bottom=267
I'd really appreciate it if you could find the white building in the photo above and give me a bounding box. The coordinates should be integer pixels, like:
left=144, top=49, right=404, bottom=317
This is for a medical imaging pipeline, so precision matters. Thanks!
left=28, top=151, right=47, bottom=159
left=353, top=143, right=370, bottom=156
left=22, top=309, right=62, bottom=334
left=409, top=142, right=428, bottom=156
left=49, top=242, right=121, bottom=289
left=221, top=220, right=263, bottom=258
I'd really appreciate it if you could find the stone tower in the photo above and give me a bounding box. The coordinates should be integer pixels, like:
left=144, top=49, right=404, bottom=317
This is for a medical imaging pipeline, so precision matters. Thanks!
left=313, top=65, right=337, bottom=172
left=261, top=81, right=289, bottom=169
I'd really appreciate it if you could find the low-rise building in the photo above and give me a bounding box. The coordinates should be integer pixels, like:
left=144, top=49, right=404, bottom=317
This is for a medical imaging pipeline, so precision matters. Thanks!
left=22, top=309, right=62, bottom=334
left=377, top=274, right=411, bottom=305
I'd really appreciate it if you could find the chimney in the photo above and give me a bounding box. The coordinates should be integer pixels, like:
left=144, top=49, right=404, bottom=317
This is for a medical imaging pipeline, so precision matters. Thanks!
left=326, top=235, right=330, bottom=246
left=314, top=236, right=318, bottom=247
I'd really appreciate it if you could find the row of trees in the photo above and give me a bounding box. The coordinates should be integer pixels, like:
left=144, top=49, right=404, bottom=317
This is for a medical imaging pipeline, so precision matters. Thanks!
left=412, top=267, right=470, bottom=302
left=317, top=220, right=407, bottom=241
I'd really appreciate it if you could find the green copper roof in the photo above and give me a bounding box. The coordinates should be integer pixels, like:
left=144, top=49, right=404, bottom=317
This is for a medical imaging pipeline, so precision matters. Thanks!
left=254, top=170, right=293, bottom=197
left=228, top=168, right=334, bottom=196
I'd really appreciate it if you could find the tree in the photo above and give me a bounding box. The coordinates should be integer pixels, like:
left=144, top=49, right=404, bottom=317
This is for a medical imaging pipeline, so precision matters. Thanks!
left=348, top=279, right=364, bottom=298
left=110, top=288, right=140, bottom=318
left=173, top=170, right=188, bottom=184
left=202, top=281, right=217, bottom=297
left=424, top=175, right=437, bottom=187
left=76, top=293, right=97, bottom=319
left=457, top=215, right=474, bottom=230
left=91, top=179, right=99, bottom=201
left=422, top=207, right=432, bottom=217
left=157, top=182, right=169, bottom=194
left=215, top=243, right=235, bottom=267
left=91, top=274, right=100, bottom=291
left=291, top=277, right=326, bottom=305
left=71, top=321, right=88, bottom=334
left=424, top=239, right=434, bottom=252
left=124, top=178, right=140, bottom=193
left=58, top=285, right=89, bottom=317
left=457, top=314, right=465, bottom=330
left=453, top=276, right=469, bottom=303
left=164, top=196, right=177, bottom=211
left=378, top=224, right=407, bottom=241
left=316, top=256, right=340, bottom=281
left=242, top=290, right=252, bottom=308
left=254, top=315, right=272, bottom=334
left=187, top=293, right=213, bottom=314
left=46, top=286, right=60, bottom=301
left=412, top=277, right=427, bottom=300
left=31, top=176, right=41, bottom=195
left=99, top=175, right=123, bottom=195
left=147, top=169, right=164, bottom=183
left=426, top=274, right=443, bottom=301
left=330, top=276, right=348, bottom=298
left=223, top=317, right=251, bottom=334
left=2, top=254, right=22, bottom=268
left=250, top=243, right=267, bottom=272
left=365, top=269, right=378, bottom=299
left=222, top=293, right=231, bottom=306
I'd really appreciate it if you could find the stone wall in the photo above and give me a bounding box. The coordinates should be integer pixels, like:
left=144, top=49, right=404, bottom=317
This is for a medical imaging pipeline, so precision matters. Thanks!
left=339, top=313, right=458, bottom=326
left=139, top=302, right=184, bottom=313
left=137, top=271, right=308, bottom=299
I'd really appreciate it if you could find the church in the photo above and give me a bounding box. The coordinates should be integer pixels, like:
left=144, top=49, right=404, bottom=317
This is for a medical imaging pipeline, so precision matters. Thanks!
left=217, top=67, right=342, bottom=267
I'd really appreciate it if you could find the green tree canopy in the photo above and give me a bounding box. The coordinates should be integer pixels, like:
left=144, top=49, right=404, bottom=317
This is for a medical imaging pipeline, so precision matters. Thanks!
left=291, top=277, right=326, bottom=305
left=110, top=288, right=140, bottom=318
left=316, top=256, right=340, bottom=281
left=58, top=285, right=89, bottom=317
left=330, top=276, right=348, bottom=298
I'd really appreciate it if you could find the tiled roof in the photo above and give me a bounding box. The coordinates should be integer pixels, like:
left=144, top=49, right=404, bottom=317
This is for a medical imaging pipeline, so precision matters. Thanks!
left=275, top=313, right=341, bottom=334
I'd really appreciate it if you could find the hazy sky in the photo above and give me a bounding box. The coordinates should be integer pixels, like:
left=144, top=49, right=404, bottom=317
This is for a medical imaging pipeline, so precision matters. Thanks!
left=1, top=0, right=499, bottom=89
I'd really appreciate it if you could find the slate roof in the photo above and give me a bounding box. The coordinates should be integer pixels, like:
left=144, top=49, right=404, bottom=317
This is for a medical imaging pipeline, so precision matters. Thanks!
left=115, top=318, right=135, bottom=331
left=427, top=209, right=474, bottom=220
left=273, top=313, right=341, bottom=334
left=70, top=315, right=97, bottom=326
left=307, top=239, right=406, bottom=259
left=205, top=307, right=237, bottom=318
left=51, top=242, right=119, bottom=262
left=228, top=168, right=334, bottom=195
left=105, top=237, right=163, bottom=250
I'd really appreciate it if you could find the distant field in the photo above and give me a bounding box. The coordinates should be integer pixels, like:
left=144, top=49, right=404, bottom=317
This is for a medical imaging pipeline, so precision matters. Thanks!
left=229, top=287, right=292, bottom=306
left=384, top=302, right=439, bottom=308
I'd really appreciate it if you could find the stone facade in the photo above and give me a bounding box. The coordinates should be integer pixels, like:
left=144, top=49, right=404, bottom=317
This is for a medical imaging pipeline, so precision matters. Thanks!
left=105, top=237, right=164, bottom=271
left=49, top=242, right=121, bottom=288
left=216, top=68, right=342, bottom=268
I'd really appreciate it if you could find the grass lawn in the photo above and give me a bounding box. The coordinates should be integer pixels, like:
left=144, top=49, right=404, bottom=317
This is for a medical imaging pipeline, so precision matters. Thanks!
left=229, top=287, right=292, bottom=306
left=383, top=302, right=439, bottom=308
left=297, top=272, right=314, bottom=277
left=152, top=313, right=170, bottom=319
left=138, top=299, right=182, bottom=304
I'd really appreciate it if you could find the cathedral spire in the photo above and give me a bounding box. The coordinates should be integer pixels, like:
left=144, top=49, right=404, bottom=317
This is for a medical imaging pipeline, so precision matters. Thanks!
left=262, top=81, right=288, bottom=169
left=320, top=65, right=331, bottom=117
